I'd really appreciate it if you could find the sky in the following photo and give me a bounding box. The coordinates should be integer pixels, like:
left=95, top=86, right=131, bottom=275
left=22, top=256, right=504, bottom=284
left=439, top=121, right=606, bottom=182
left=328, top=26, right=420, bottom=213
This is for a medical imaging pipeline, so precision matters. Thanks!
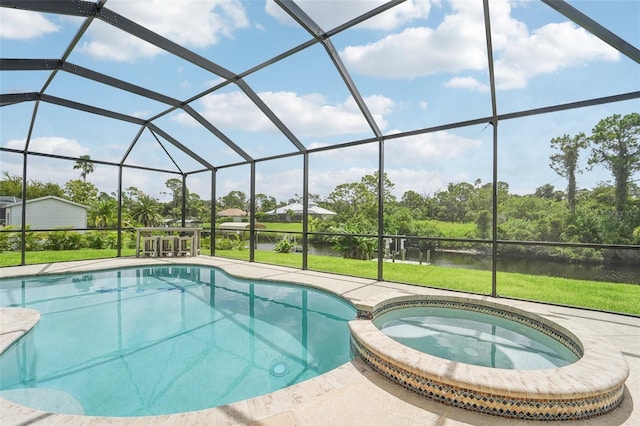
left=1, top=0, right=638, bottom=204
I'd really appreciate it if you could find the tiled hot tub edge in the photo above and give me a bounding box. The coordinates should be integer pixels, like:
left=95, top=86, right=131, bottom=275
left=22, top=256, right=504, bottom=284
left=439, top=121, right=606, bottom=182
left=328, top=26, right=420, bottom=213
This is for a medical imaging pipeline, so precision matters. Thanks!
left=350, top=296, right=629, bottom=421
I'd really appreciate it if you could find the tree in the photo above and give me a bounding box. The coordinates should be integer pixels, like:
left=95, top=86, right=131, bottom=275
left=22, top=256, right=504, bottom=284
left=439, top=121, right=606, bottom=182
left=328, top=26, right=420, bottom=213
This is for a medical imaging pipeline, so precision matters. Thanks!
left=589, top=113, right=640, bottom=215
left=187, top=193, right=204, bottom=219
left=64, top=179, right=98, bottom=204
left=73, top=155, right=95, bottom=183
left=326, top=172, right=394, bottom=227
left=400, top=190, right=427, bottom=218
left=89, top=197, right=118, bottom=228
left=433, top=182, right=475, bottom=222
left=220, top=190, right=248, bottom=210
left=255, top=193, right=277, bottom=213
left=131, top=195, right=163, bottom=227
left=0, top=172, right=22, bottom=197
left=550, top=133, right=587, bottom=214
left=164, top=178, right=186, bottom=212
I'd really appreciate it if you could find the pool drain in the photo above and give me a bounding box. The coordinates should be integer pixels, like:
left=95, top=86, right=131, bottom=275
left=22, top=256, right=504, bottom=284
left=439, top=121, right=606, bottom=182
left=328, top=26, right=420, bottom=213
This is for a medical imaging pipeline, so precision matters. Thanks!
left=270, top=362, right=288, bottom=377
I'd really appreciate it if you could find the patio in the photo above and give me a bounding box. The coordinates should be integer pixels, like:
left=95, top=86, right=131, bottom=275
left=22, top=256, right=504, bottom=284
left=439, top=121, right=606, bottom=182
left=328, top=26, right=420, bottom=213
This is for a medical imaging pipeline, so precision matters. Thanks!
left=1, top=256, right=638, bottom=425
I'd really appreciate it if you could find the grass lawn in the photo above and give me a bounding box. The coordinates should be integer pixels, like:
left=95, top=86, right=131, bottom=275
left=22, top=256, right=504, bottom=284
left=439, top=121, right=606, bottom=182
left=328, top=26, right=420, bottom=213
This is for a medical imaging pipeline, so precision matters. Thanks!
left=217, top=249, right=640, bottom=315
left=0, top=249, right=138, bottom=265
left=1, top=248, right=637, bottom=315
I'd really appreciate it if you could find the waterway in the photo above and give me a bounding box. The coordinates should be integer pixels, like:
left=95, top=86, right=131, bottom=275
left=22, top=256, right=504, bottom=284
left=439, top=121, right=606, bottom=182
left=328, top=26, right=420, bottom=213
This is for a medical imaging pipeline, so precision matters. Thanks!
left=256, top=242, right=639, bottom=284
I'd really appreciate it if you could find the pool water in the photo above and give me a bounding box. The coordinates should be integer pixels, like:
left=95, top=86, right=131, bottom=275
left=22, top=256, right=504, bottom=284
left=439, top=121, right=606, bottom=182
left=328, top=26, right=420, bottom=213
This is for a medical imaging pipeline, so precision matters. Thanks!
left=0, top=265, right=355, bottom=416
left=374, top=307, right=579, bottom=370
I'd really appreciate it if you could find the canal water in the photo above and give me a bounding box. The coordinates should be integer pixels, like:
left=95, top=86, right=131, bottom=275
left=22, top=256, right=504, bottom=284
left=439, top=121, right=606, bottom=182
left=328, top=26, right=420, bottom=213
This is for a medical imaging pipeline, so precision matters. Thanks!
left=256, top=242, right=639, bottom=284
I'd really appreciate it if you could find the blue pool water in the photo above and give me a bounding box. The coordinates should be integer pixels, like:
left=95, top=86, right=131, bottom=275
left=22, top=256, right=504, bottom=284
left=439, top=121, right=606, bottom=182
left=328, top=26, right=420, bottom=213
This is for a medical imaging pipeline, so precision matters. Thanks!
left=373, top=307, right=579, bottom=370
left=0, top=265, right=356, bottom=416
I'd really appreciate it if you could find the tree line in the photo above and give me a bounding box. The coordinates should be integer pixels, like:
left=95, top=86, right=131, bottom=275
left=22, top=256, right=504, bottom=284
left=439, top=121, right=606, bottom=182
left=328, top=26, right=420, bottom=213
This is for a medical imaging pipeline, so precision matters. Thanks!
left=1, top=113, right=638, bottom=257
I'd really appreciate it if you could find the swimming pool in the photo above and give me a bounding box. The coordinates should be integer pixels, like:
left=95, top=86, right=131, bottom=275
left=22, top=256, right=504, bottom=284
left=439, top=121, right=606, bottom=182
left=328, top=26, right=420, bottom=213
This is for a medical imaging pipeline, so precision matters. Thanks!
left=350, top=295, right=629, bottom=420
left=373, top=306, right=579, bottom=370
left=0, top=265, right=355, bottom=416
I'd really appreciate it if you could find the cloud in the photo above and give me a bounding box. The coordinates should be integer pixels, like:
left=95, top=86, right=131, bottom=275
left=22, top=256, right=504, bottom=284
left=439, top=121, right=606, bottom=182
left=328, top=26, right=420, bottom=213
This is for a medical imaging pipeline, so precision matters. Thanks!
left=265, top=0, right=434, bottom=31
left=4, top=137, right=89, bottom=157
left=494, top=22, right=619, bottom=89
left=341, top=1, right=487, bottom=79
left=0, top=9, right=59, bottom=39
left=308, top=130, right=481, bottom=165
left=255, top=169, right=304, bottom=200
left=79, top=0, right=249, bottom=61
left=445, top=76, right=489, bottom=92
left=385, top=131, right=482, bottom=163
left=174, top=90, right=394, bottom=137
left=340, top=0, right=619, bottom=89
left=387, top=167, right=445, bottom=197
left=131, top=110, right=152, bottom=119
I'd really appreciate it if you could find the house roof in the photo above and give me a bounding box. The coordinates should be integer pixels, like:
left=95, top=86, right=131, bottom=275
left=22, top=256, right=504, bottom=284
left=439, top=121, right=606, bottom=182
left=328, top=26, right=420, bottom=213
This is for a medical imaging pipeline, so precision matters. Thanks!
left=5, top=196, right=89, bottom=210
left=218, top=208, right=248, bottom=217
left=266, top=203, right=336, bottom=216
left=219, top=222, right=265, bottom=230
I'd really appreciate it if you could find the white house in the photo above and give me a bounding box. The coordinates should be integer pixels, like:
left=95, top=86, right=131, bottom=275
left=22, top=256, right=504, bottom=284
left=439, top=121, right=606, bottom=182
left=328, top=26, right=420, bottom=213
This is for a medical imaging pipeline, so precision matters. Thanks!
left=4, top=196, right=89, bottom=230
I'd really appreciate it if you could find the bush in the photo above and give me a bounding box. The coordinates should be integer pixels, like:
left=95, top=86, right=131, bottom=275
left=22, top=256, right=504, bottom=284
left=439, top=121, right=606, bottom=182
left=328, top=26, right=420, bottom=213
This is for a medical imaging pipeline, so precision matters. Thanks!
left=215, top=237, right=245, bottom=250
left=274, top=238, right=295, bottom=253
left=44, top=230, right=83, bottom=250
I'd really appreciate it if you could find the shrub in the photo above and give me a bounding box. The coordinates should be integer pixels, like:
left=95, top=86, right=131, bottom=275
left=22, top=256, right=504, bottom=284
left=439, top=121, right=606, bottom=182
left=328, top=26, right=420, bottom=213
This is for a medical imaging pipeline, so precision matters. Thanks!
left=274, top=238, right=295, bottom=253
left=44, top=230, right=83, bottom=250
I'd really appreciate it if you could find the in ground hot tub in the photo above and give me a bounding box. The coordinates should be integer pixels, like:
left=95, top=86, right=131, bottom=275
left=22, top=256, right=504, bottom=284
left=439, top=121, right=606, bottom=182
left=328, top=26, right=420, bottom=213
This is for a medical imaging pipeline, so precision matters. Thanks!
left=349, top=295, right=629, bottom=421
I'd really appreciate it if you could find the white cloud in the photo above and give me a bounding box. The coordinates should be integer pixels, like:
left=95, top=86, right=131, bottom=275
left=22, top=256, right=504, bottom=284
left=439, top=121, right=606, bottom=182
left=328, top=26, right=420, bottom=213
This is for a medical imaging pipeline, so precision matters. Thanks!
left=385, top=131, right=482, bottom=163
left=4, top=137, right=89, bottom=157
left=0, top=9, right=59, bottom=39
left=387, top=167, right=445, bottom=197
left=307, top=130, right=481, bottom=165
left=79, top=0, right=249, bottom=61
left=445, top=76, right=489, bottom=92
left=131, top=110, right=152, bottom=119
left=340, top=0, right=619, bottom=89
left=341, top=0, right=486, bottom=79
left=255, top=169, right=303, bottom=200
left=265, top=0, right=434, bottom=31
left=175, top=90, right=394, bottom=137
left=494, top=22, right=619, bottom=89
left=79, top=24, right=163, bottom=62
left=310, top=166, right=376, bottom=197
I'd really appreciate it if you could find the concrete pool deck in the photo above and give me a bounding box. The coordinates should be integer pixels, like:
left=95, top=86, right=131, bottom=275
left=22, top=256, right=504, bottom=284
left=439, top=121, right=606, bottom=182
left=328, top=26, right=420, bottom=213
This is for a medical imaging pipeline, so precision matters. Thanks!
left=0, top=256, right=638, bottom=425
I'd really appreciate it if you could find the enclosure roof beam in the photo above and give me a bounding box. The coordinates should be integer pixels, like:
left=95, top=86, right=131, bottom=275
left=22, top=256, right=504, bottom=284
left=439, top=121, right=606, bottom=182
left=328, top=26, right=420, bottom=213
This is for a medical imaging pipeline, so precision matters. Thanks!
left=1, top=59, right=182, bottom=107
left=147, top=123, right=216, bottom=170
left=234, top=79, right=307, bottom=153
left=541, top=0, right=640, bottom=64
left=275, top=0, right=383, bottom=139
left=41, top=94, right=146, bottom=124
left=0, top=92, right=39, bottom=107
left=182, top=105, right=253, bottom=163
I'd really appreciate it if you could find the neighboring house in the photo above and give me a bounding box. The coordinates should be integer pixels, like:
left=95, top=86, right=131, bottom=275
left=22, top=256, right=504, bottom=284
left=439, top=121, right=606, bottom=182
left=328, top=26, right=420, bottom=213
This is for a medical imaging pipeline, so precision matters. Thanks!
left=0, top=196, right=20, bottom=226
left=4, top=196, right=88, bottom=230
left=265, top=203, right=337, bottom=221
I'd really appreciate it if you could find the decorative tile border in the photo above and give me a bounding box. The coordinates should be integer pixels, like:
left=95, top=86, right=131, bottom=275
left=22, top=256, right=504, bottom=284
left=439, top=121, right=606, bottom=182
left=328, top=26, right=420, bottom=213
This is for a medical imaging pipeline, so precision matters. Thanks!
left=351, top=337, right=624, bottom=420
left=351, top=295, right=629, bottom=421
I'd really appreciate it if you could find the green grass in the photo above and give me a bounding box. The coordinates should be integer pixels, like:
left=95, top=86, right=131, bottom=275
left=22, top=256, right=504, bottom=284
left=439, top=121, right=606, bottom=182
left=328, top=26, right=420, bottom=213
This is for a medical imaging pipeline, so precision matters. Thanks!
left=2, top=248, right=638, bottom=315
left=415, top=219, right=477, bottom=238
left=0, top=248, right=137, bottom=266
left=217, top=249, right=640, bottom=315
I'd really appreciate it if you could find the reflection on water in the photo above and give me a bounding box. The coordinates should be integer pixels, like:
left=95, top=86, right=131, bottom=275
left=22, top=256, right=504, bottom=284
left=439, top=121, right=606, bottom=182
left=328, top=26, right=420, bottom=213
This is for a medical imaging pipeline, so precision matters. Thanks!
left=375, top=307, right=579, bottom=370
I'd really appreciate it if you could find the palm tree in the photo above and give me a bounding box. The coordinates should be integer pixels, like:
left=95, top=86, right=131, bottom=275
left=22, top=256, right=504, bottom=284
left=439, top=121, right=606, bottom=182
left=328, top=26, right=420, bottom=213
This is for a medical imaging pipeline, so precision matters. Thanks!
left=73, top=155, right=95, bottom=183
left=89, top=198, right=118, bottom=228
left=131, top=195, right=163, bottom=227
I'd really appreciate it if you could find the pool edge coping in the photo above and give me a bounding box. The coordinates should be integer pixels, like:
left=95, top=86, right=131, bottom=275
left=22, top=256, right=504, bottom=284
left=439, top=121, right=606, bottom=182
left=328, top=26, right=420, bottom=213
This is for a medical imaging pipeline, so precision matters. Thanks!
left=349, top=294, right=630, bottom=420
